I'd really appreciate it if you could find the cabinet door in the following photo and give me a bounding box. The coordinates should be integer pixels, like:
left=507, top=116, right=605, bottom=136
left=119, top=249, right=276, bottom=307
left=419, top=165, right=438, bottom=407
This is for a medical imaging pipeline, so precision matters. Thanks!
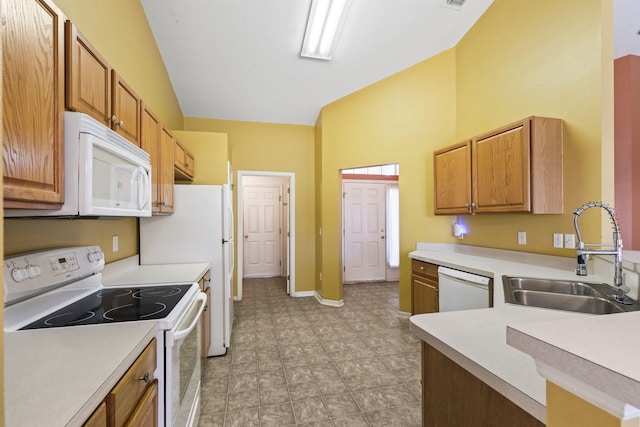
left=472, top=120, right=531, bottom=213
left=83, top=401, right=107, bottom=427
left=140, top=103, right=162, bottom=213
left=65, top=21, right=111, bottom=126
left=412, top=276, right=438, bottom=315
left=3, top=0, right=65, bottom=208
left=434, top=141, right=472, bottom=215
left=123, top=380, right=158, bottom=427
left=174, top=139, right=195, bottom=180
left=112, top=71, right=141, bottom=146
left=159, top=126, right=175, bottom=214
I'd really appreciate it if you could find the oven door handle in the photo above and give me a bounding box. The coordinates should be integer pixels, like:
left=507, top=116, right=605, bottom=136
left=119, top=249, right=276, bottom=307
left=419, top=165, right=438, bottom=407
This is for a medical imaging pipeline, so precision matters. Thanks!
left=166, top=292, right=207, bottom=346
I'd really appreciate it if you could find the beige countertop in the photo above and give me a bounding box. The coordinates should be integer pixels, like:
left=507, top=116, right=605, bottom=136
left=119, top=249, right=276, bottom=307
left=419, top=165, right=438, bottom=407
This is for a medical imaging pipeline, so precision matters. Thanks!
left=102, top=256, right=210, bottom=285
left=4, top=321, right=158, bottom=427
left=409, top=243, right=640, bottom=423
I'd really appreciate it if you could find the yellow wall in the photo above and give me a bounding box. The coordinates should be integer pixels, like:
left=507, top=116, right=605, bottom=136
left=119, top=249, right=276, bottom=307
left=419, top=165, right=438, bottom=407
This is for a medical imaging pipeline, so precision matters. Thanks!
left=4, top=218, right=137, bottom=263
left=546, top=381, right=640, bottom=427
left=3, top=0, right=183, bottom=263
left=319, top=50, right=457, bottom=306
left=317, top=0, right=612, bottom=310
left=172, top=131, right=229, bottom=185
left=184, top=118, right=316, bottom=293
left=454, top=0, right=613, bottom=252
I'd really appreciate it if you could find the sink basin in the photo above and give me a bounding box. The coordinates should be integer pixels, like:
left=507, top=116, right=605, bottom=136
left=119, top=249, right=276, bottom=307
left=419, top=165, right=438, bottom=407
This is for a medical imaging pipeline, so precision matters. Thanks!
left=503, top=276, right=640, bottom=314
left=506, top=277, right=600, bottom=296
left=511, top=290, right=624, bottom=314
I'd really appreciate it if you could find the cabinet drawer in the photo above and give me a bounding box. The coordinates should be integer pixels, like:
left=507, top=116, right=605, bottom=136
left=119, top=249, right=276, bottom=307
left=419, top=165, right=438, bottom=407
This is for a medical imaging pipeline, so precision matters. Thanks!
left=412, top=260, right=438, bottom=279
left=109, top=339, right=157, bottom=427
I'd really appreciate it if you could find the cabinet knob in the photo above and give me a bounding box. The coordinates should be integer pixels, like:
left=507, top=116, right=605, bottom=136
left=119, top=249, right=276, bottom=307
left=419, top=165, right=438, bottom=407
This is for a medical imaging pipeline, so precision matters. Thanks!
left=138, top=372, right=150, bottom=383
left=111, top=115, right=117, bottom=123
left=420, top=266, right=424, bottom=270
left=117, top=120, right=124, bottom=127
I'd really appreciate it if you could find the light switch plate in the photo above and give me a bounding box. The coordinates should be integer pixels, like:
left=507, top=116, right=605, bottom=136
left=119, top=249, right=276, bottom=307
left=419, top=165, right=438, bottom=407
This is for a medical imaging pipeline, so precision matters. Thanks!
left=518, top=231, right=526, bottom=245
left=565, top=234, right=576, bottom=249
left=553, top=233, right=563, bottom=248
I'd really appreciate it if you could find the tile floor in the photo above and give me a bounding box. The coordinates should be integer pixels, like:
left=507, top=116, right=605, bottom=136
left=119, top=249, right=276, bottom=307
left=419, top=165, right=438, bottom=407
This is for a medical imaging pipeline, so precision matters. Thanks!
left=198, top=277, right=422, bottom=427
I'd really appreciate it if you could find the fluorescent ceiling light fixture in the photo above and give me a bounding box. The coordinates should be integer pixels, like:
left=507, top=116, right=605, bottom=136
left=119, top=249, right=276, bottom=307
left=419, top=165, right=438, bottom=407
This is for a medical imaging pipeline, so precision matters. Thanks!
left=301, top=0, right=352, bottom=60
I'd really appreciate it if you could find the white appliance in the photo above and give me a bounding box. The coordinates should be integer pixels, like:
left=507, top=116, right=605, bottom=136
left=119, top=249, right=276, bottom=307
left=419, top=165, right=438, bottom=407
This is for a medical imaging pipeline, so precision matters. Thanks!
left=3, top=246, right=206, bottom=427
left=140, top=184, right=234, bottom=356
left=438, top=266, right=491, bottom=311
left=5, top=112, right=151, bottom=218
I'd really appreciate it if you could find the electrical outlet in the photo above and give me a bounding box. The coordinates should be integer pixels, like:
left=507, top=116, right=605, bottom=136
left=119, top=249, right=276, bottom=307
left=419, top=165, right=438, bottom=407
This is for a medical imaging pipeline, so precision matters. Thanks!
left=565, top=234, right=576, bottom=249
left=553, top=233, right=563, bottom=248
left=112, top=235, right=119, bottom=252
left=518, top=231, right=526, bottom=245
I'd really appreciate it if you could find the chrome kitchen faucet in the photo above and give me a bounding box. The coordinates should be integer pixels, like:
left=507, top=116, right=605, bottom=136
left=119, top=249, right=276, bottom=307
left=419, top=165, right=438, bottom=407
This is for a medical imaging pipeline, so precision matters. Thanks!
left=573, top=201, right=628, bottom=303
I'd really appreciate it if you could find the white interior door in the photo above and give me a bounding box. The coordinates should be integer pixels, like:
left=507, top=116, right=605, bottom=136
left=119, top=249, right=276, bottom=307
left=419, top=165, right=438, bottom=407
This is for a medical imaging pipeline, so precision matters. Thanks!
left=343, top=181, right=386, bottom=283
left=243, top=185, right=281, bottom=278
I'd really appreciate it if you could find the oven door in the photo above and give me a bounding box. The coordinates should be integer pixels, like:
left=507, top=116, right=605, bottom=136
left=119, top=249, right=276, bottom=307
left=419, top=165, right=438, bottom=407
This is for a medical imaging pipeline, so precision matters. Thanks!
left=165, top=292, right=206, bottom=427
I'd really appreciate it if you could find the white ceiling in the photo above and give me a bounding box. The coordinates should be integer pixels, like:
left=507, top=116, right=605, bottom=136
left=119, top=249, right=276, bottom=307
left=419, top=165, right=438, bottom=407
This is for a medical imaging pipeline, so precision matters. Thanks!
left=141, top=0, right=640, bottom=127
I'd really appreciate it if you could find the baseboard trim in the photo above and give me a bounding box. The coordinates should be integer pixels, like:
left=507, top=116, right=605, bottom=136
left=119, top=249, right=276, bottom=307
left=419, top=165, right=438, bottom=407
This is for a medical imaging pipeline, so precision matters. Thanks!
left=314, top=292, right=344, bottom=307
left=292, top=290, right=315, bottom=297
left=397, top=311, right=411, bottom=319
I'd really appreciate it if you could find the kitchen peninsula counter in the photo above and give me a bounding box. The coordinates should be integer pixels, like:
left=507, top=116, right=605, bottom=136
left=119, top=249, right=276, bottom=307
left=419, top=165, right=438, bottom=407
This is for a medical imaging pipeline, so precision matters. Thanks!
left=4, top=321, right=158, bottom=427
left=409, top=243, right=640, bottom=423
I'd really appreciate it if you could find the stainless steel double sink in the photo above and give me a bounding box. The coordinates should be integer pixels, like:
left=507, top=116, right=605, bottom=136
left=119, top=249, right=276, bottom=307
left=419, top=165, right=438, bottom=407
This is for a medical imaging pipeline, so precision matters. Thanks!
left=503, top=276, right=640, bottom=314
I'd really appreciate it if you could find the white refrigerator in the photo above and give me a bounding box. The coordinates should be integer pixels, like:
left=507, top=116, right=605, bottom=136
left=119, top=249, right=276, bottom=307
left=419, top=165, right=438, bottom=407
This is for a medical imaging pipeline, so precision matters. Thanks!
left=140, top=184, right=234, bottom=356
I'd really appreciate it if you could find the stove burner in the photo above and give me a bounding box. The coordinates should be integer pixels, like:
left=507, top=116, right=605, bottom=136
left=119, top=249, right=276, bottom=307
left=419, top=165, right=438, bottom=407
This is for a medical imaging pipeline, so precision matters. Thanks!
left=96, top=288, right=132, bottom=298
left=133, top=287, right=183, bottom=299
left=104, top=302, right=167, bottom=321
left=44, top=311, right=96, bottom=327
left=20, top=284, right=193, bottom=330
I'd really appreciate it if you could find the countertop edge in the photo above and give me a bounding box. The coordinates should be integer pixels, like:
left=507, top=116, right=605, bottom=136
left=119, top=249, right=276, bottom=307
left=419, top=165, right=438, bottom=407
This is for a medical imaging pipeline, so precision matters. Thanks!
left=409, top=319, right=546, bottom=422
left=69, top=323, right=159, bottom=426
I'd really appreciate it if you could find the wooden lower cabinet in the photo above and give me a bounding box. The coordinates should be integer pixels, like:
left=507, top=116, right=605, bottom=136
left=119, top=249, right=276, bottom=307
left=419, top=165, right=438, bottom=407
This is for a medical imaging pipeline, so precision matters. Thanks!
left=82, top=339, right=158, bottom=427
left=411, top=260, right=439, bottom=314
left=422, top=342, right=544, bottom=427
left=83, top=401, right=108, bottom=427
left=124, top=380, right=158, bottom=427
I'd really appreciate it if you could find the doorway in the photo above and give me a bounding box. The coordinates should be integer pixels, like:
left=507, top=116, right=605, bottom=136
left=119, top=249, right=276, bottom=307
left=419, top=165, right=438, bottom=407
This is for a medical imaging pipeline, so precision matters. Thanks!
left=237, top=171, right=295, bottom=300
left=342, top=164, right=400, bottom=284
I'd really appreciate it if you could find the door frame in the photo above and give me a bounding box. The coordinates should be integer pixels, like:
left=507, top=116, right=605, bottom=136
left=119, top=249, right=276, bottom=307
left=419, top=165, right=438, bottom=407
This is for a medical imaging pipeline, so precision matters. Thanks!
left=237, top=170, right=295, bottom=300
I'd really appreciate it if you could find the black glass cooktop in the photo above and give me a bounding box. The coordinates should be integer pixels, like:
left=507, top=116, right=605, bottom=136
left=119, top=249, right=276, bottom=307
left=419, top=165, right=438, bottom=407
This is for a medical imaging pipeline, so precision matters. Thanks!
left=21, top=284, right=193, bottom=330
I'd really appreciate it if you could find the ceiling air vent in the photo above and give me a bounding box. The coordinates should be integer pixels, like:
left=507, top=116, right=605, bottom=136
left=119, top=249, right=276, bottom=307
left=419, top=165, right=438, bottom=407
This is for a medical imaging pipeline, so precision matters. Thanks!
left=442, top=0, right=467, bottom=11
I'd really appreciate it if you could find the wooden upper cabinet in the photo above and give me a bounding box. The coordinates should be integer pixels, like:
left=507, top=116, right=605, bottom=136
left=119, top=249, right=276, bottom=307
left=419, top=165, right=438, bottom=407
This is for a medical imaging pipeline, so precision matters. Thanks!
left=159, top=126, right=175, bottom=214
left=3, top=0, right=65, bottom=209
left=65, top=22, right=141, bottom=146
left=434, top=141, right=472, bottom=215
left=174, top=138, right=195, bottom=181
left=112, top=71, right=141, bottom=146
left=65, top=21, right=111, bottom=127
left=473, top=120, right=532, bottom=213
left=434, top=116, right=563, bottom=215
left=140, top=103, right=161, bottom=212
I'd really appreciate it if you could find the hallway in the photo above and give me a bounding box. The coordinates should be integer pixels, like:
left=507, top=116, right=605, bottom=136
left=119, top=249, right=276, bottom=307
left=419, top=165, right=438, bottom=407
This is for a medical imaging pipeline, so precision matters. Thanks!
left=198, top=278, right=422, bottom=426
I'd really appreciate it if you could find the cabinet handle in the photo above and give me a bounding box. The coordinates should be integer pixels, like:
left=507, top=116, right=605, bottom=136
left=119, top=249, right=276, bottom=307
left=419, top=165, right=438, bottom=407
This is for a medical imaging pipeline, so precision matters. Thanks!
left=139, top=372, right=150, bottom=383
left=118, top=120, right=124, bottom=127
left=111, top=115, right=117, bottom=123
left=420, top=266, right=424, bottom=271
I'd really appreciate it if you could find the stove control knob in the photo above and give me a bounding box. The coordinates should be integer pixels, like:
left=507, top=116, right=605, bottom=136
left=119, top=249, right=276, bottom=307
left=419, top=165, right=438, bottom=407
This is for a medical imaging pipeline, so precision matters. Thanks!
left=11, top=267, right=28, bottom=283
left=26, top=265, right=41, bottom=279
left=88, top=251, right=104, bottom=263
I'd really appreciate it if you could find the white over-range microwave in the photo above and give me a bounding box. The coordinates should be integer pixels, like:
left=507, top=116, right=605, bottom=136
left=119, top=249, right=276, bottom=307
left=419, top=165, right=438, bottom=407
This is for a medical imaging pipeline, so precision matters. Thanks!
left=5, top=112, right=152, bottom=218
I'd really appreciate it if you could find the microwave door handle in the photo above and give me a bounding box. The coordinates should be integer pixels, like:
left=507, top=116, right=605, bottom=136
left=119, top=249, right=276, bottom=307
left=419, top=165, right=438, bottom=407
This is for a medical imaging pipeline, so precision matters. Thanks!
left=166, top=293, right=207, bottom=346
left=135, top=166, right=150, bottom=210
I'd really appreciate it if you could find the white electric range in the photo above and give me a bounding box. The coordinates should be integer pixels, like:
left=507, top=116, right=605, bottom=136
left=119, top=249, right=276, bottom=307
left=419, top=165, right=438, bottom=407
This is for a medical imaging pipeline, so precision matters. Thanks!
left=3, top=246, right=206, bottom=427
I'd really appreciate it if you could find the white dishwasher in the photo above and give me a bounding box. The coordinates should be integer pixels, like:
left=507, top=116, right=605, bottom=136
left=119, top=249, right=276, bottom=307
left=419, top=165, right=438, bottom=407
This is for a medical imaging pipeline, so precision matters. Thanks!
left=438, top=266, right=491, bottom=312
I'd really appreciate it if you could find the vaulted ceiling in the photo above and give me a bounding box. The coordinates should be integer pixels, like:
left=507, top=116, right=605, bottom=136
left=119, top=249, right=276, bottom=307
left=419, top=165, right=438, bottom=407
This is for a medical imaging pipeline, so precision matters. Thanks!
left=141, top=0, right=640, bottom=126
